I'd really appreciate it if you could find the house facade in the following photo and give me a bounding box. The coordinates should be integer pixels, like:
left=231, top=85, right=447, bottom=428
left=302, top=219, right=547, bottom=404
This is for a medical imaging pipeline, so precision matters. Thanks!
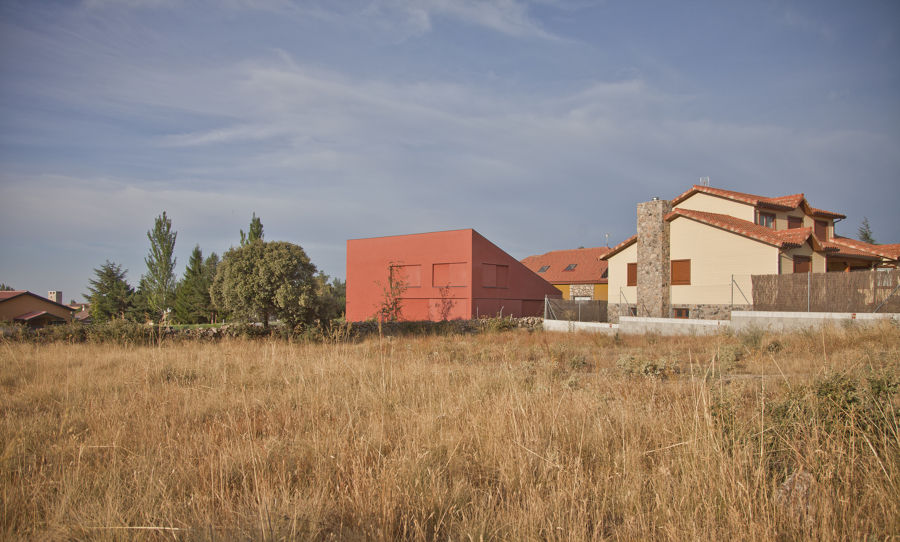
left=603, top=185, right=899, bottom=322
left=0, top=290, right=75, bottom=327
left=346, top=229, right=561, bottom=322
left=521, top=247, right=610, bottom=301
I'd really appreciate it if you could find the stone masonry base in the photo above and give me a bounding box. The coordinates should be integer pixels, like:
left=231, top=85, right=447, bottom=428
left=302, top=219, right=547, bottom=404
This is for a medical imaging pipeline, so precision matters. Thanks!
left=607, top=303, right=752, bottom=323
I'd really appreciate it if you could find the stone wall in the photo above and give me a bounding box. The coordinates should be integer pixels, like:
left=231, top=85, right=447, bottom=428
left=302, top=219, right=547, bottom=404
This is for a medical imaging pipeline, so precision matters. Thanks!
left=671, top=304, right=752, bottom=320
left=570, top=284, right=594, bottom=299
left=607, top=303, right=634, bottom=324
left=636, top=198, right=673, bottom=317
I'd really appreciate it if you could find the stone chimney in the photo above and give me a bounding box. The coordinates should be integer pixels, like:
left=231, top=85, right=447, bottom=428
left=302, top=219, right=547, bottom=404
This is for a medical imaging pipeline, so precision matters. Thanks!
left=636, top=198, right=672, bottom=317
left=48, top=290, right=63, bottom=304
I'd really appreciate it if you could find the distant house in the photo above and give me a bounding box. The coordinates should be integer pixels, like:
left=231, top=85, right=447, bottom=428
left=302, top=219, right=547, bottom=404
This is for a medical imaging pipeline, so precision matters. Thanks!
left=521, top=247, right=610, bottom=301
left=0, top=290, right=75, bottom=327
left=346, top=229, right=561, bottom=322
left=603, top=185, right=899, bottom=321
left=69, top=303, right=92, bottom=324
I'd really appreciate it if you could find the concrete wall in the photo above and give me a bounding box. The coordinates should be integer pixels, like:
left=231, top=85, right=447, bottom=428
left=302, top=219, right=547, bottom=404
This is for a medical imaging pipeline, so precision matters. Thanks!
left=669, top=216, right=780, bottom=305
left=543, top=319, right=618, bottom=334
left=674, top=192, right=755, bottom=222
left=731, top=311, right=899, bottom=332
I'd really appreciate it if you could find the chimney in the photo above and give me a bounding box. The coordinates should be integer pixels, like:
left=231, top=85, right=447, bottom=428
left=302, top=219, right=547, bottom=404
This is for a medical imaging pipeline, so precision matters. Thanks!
left=48, top=290, right=63, bottom=304
left=636, top=199, right=672, bottom=318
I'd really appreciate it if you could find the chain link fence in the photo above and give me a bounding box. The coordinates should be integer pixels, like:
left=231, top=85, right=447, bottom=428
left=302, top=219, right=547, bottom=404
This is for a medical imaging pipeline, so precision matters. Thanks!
left=544, top=298, right=608, bottom=322
left=752, top=269, right=900, bottom=313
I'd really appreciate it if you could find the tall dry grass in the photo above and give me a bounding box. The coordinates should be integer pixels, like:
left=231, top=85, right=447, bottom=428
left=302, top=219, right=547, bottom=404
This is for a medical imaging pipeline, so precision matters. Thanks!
left=1, top=323, right=898, bottom=540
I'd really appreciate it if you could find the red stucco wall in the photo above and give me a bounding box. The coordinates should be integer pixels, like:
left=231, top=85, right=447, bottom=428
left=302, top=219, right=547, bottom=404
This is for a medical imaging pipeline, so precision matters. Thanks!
left=346, top=229, right=559, bottom=322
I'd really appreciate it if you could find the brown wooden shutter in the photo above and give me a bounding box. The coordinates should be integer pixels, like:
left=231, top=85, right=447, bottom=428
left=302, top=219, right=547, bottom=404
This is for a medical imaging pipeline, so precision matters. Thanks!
left=793, top=256, right=811, bottom=274
left=627, top=263, right=637, bottom=286
left=815, top=220, right=828, bottom=239
left=671, top=259, right=691, bottom=285
left=788, top=216, right=803, bottom=229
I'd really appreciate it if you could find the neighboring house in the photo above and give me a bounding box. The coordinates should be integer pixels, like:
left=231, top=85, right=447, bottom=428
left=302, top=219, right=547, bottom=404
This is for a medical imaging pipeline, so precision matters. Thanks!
left=346, top=229, right=561, bottom=322
left=602, top=185, right=900, bottom=322
left=69, top=303, right=93, bottom=324
left=521, top=247, right=610, bottom=301
left=0, top=290, right=75, bottom=327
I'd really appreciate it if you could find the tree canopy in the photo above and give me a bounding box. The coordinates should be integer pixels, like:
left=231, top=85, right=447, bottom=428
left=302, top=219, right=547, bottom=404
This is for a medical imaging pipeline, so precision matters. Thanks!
left=240, top=212, right=264, bottom=246
left=174, top=245, right=215, bottom=324
left=211, top=240, right=318, bottom=329
left=858, top=217, right=876, bottom=244
left=141, top=211, right=178, bottom=319
left=85, top=261, right=134, bottom=322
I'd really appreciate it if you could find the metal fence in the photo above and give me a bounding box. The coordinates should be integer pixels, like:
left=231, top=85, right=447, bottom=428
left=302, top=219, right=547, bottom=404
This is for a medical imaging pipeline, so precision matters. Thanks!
left=544, top=298, right=608, bottom=322
left=752, top=269, right=900, bottom=313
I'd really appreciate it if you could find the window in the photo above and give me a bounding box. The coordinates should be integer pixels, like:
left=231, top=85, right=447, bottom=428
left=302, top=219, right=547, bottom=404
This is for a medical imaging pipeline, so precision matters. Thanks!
left=564, top=263, right=577, bottom=271
left=538, top=265, right=549, bottom=273
left=793, top=256, right=811, bottom=274
left=756, top=211, right=775, bottom=229
left=673, top=308, right=690, bottom=319
left=627, top=263, right=637, bottom=286
left=671, top=259, right=691, bottom=285
left=815, top=220, right=828, bottom=239
left=482, top=263, right=509, bottom=288
left=788, top=216, right=803, bottom=229
left=390, top=264, right=421, bottom=287
left=433, top=262, right=467, bottom=287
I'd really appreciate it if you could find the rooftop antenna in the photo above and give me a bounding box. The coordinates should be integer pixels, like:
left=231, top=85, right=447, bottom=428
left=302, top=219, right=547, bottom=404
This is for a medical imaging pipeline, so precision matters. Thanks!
left=699, top=176, right=710, bottom=187
left=605, top=233, right=609, bottom=247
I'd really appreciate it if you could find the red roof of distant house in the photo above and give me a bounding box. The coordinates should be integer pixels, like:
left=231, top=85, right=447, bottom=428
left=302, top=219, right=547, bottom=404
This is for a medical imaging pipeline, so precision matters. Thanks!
left=0, top=290, right=27, bottom=301
left=670, top=185, right=846, bottom=219
left=827, top=236, right=900, bottom=260
left=521, top=247, right=610, bottom=284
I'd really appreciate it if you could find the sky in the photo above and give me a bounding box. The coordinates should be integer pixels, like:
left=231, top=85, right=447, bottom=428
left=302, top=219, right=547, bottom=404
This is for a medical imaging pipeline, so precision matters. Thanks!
left=1, top=0, right=898, bottom=304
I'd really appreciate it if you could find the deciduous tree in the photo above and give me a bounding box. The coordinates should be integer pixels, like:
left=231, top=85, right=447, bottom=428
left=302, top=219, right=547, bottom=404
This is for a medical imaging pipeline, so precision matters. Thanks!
left=212, top=240, right=318, bottom=329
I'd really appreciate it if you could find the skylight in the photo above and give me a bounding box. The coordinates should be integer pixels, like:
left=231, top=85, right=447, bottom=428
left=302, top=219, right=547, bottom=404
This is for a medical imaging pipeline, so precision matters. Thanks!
left=538, top=265, right=549, bottom=273
left=564, top=264, right=577, bottom=271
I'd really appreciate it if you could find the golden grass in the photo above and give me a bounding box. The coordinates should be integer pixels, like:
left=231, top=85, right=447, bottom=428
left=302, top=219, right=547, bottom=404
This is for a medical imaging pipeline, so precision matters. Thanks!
left=1, top=323, right=898, bottom=541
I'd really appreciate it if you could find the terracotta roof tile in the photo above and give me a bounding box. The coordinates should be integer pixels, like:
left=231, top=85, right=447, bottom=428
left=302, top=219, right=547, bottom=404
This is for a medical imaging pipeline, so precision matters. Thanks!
left=600, top=235, right=637, bottom=260
left=671, top=185, right=845, bottom=218
left=665, top=209, right=812, bottom=248
left=0, top=290, right=27, bottom=301
left=521, top=247, right=610, bottom=284
left=829, top=236, right=900, bottom=260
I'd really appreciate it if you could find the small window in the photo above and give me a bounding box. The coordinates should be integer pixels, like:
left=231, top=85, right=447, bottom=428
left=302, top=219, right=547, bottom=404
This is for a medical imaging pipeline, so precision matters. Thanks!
left=627, top=263, right=637, bottom=287
left=538, top=265, right=549, bottom=273
left=671, top=259, right=691, bottom=285
left=756, top=211, right=775, bottom=229
left=564, top=264, right=577, bottom=271
left=793, top=256, right=811, bottom=274
left=673, top=308, right=690, bottom=319
left=788, top=216, right=803, bottom=229
left=815, top=220, right=828, bottom=239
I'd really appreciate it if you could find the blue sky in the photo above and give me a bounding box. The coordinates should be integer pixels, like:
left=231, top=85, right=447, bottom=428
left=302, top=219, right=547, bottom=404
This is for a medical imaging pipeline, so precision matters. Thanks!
left=1, top=0, right=898, bottom=303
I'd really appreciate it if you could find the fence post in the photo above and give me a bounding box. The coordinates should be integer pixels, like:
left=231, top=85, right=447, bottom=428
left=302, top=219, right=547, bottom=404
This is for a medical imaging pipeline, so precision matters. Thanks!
left=544, top=295, right=548, bottom=320
left=807, top=271, right=811, bottom=312
left=731, top=274, right=734, bottom=309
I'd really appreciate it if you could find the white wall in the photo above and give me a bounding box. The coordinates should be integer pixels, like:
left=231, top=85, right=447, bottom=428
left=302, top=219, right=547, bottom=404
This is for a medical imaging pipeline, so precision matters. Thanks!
left=674, top=192, right=755, bottom=222
left=669, top=217, right=780, bottom=304
left=607, top=242, right=637, bottom=306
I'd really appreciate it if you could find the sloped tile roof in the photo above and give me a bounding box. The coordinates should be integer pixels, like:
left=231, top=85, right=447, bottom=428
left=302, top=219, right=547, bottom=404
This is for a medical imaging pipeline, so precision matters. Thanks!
left=0, top=290, right=27, bottom=301
left=521, top=247, right=610, bottom=284
left=600, top=235, right=637, bottom=260
left=670, top=185, right=846, bottom=218
left=665, top=209, right=813, bottom=248
left=828, top=236, right=900, bottom=260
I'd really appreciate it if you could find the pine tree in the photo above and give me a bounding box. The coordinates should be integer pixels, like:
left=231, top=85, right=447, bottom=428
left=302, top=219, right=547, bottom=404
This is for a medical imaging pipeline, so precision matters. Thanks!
left=240, top=213, right=264, bottom=246
left=174, top=245, right=213, bottom=324
left=203, top=252, right=221, bottom=322
left=85, top=261, right=134, bottom=322
left=858, top=217, right=876, bottom=244
left=141, top=211, right=177, bottom=321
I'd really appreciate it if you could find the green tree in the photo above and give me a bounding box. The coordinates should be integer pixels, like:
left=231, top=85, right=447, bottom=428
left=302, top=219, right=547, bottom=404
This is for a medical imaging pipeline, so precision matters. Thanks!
left=240, top=213, right=264, bottom=246
left=174, top=245, right=214, bottom=324
left=0, top=283, right=14, bottom=291
left=203, top=252, right=222, bottom=323
left=141, top=211, right=177, bottom=321
left=85, top=261, right=134, bottom=322
left=211, top=240, right=317, bottom=329
left=858, top=217, right=876, bottom=244
left=313, top=272, right=346, bottom=323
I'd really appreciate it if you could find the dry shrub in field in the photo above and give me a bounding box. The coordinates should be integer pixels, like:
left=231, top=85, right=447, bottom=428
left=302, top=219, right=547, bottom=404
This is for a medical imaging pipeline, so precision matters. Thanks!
left=1, top=323, right=898, bottom=541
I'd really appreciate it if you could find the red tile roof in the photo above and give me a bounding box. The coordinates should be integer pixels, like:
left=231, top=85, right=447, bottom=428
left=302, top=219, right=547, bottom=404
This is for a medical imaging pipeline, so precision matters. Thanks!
left=670, top=185, right=846, bottom=219
left=664, top=209, right=814, bottom=249
left=0, top=290, right=27, bottom=301
left=827, top=236, right=900, bottom=260
left=601, top=235, right=637, bottom=260
left=521, top=247, right=610, bottom=284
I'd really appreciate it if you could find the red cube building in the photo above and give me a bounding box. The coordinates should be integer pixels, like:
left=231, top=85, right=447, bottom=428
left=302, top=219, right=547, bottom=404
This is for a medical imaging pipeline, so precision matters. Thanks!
left=346, top=229, right=561, bottom=322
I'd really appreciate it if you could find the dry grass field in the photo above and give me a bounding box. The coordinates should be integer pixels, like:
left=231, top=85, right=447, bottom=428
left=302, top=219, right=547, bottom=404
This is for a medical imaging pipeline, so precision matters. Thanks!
left=2, top=323, right=899, bottom=541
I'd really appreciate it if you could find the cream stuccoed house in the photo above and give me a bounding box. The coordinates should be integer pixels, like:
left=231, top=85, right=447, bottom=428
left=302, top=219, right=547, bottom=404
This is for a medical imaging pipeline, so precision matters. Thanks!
left=601, top=185, right=900, bottom=322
